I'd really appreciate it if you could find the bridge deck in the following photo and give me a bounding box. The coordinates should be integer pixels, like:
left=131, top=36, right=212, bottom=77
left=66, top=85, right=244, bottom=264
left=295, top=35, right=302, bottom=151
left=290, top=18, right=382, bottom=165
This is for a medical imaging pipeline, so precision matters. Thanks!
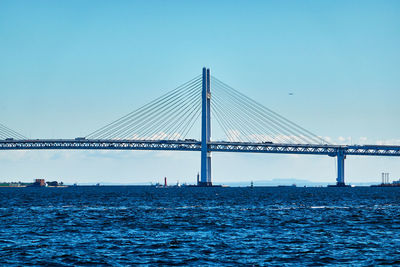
left=1, top=139, right=400, bottom=156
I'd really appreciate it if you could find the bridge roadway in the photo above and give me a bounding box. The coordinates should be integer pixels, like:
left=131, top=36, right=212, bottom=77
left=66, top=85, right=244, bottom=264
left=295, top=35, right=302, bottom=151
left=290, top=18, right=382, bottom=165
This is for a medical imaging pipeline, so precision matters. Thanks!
left=1, top=139, right=400, bottom=157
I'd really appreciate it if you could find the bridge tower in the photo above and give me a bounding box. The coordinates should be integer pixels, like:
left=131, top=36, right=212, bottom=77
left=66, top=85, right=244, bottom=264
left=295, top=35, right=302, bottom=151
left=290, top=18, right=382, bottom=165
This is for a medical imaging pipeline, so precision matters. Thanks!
left=199, top=67, right=212, bottom=186
left=336, top=149, right=346, bottom=186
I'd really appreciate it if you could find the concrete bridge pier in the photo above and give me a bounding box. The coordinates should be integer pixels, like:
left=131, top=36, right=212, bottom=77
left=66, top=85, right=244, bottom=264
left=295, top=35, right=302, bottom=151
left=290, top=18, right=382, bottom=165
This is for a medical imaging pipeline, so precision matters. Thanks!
left=336, top=149, right=346, bottom=186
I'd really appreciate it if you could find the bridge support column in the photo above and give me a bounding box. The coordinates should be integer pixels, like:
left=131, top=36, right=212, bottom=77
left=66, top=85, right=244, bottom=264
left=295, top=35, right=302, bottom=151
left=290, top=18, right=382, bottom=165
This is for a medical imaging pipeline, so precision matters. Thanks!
left=336, top=149, right=346, bottom=186
left=199, top=67, right=212, bottom=186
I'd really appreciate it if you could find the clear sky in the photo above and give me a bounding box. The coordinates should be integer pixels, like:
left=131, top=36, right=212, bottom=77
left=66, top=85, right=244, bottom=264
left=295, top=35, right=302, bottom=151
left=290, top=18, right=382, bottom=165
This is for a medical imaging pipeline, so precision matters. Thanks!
left=1, top=0, right=399, bottom=185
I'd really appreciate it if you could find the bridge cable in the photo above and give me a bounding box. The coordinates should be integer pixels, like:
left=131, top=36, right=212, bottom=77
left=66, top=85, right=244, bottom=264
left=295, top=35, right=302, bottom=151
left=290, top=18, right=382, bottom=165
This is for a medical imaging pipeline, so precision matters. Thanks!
left=212, top=82, right=299, bottom=143
left=211, top=95, right=264, bottom=142
left=96, top=77, right=201, bottom=139
left=212, top=78, right=311, bottom=144
left=211, top=99, right=245, bottom=142
left=137, top=86, right=201, bottom=140
left=212, top=91, right=288, bottom=143
left=86, top=75, right=201, bottom=139
left=214, top=76, right=328, bottom=144
left=87, top=76, right=202, bottom=140
left=115, top=80, right=201, bottom=140
left=211, top=76, right=328, bottom=144
left=212, top=82, right=295, bottom=143
left=0, top=123, right=27, bottom=140
left=211, top=101, right=242, bottom=142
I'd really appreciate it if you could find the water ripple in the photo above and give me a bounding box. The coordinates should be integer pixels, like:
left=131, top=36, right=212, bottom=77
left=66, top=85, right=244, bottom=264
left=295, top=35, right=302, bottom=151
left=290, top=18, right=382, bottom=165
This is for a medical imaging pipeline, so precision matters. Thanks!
left=0, top=186, right=399, bottom=265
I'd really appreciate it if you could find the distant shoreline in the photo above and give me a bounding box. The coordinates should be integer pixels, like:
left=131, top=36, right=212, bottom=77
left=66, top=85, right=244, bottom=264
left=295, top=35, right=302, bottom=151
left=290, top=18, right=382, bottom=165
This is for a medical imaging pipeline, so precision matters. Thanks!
left=0, top=184, right=398, bottom=188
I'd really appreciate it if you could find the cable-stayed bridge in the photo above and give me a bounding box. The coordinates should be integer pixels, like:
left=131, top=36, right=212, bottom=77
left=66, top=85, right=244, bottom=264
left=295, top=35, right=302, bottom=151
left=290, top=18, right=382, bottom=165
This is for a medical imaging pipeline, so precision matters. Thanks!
left=1, top=68, right=400, bottom=186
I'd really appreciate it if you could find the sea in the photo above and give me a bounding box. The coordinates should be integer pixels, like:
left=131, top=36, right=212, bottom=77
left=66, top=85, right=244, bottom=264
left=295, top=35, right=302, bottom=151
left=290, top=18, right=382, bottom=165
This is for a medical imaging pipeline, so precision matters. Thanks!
left=0, top=186, right=399, bottom=266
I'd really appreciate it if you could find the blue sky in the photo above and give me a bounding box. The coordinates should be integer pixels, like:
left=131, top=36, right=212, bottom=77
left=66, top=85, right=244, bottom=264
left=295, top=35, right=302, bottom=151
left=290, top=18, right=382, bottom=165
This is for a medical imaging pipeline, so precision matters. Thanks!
left=1, top=0, right=399, bottom=185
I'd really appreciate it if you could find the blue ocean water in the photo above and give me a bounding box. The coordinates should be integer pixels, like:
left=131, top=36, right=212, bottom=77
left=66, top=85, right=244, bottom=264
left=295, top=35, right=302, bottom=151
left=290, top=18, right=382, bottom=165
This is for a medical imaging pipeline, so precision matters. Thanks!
left=0, top=186, right=399, bottom=266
